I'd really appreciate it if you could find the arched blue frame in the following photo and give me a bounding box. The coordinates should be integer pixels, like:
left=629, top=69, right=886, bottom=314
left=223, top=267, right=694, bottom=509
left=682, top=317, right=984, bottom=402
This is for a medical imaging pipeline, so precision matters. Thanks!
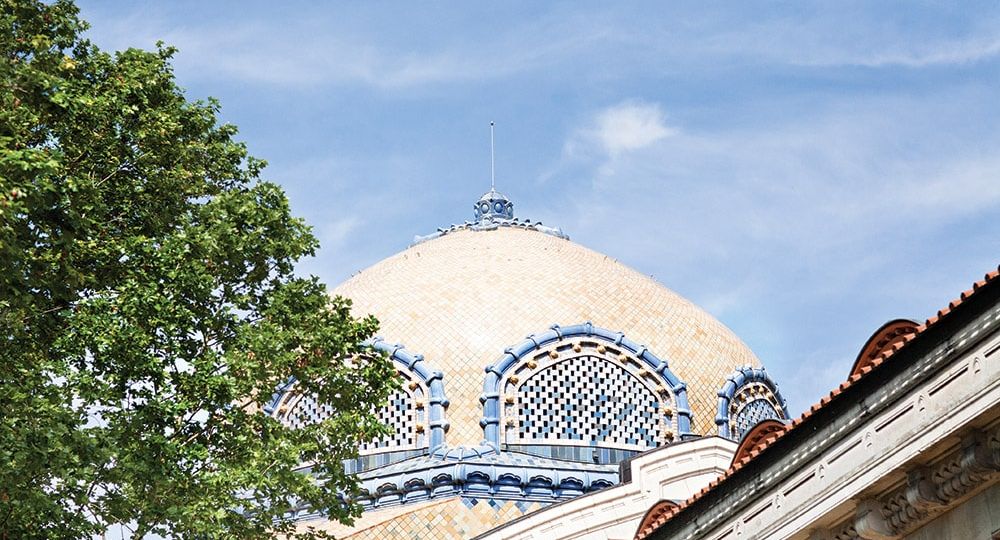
left=479, top=322, right=693, bottom=449
left=264, top=337, right=450, bottom=453
left=714, top=366, right=788, bottom=439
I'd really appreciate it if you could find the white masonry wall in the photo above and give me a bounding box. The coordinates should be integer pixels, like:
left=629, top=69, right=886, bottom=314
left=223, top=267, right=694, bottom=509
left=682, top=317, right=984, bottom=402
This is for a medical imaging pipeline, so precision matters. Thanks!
left=903, top=482, right=1000, bottom=540
left=476, top=437, right=737, bottom=540
left=660, top=302, right=1000, bottom=540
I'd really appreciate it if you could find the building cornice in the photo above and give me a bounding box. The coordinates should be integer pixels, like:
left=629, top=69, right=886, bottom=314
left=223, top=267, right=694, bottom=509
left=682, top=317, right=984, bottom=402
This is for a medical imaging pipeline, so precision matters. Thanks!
left=647, top=266, right=1000, bottom=540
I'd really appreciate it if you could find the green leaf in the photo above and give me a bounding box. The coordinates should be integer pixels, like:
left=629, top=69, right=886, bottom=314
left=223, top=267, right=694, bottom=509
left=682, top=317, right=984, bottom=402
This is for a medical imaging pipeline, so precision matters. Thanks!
left=0, top=1, right=398, bottom=537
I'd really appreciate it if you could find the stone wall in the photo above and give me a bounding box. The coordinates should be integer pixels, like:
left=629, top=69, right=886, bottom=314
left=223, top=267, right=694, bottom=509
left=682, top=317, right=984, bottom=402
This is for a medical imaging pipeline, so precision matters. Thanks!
left=906, top=482, right=1000, bottom=540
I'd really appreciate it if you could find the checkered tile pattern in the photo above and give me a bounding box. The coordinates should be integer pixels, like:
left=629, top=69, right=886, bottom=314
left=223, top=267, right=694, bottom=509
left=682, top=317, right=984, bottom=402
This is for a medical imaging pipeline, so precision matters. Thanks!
left=725, top=381, right=784, bottom=440
left=283, top=393, right=330, bottom=430
left=361, top=388, right=416, bottom=451
left=733, top=399, right=779, bottom=440
left=281, top=386, right=417, bottom=451
left=515, top=355, right=662, bottom=449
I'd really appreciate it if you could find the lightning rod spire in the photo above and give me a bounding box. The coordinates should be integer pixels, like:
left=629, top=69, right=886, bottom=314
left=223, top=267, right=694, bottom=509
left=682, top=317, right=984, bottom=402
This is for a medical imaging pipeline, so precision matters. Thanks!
left=490, top=121, right=495, bottom=191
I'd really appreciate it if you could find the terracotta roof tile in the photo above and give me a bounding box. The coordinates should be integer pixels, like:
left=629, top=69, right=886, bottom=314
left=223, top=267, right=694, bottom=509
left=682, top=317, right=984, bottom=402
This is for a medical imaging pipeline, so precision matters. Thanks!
left=634, top=500, right=682, bottom=540
left=853, top=318, right=920, bottom=376
left=636, top=264, right=1000, bottom=540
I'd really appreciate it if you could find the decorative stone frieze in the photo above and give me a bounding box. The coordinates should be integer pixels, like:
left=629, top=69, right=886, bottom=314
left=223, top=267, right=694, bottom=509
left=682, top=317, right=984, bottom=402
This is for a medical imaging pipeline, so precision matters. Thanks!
left=837, top=428, right=1000, bottom=540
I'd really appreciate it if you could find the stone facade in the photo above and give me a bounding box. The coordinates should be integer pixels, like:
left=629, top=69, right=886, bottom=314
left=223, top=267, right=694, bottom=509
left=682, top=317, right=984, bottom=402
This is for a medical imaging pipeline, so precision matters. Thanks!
left=475, top=437, right=737, bottom=540
left=641, top=266, right=1000, bottom=540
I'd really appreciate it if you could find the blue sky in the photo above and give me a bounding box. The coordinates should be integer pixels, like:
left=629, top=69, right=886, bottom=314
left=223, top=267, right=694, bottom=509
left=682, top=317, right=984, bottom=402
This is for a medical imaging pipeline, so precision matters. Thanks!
left=77, top=1, right=1000, bottom=417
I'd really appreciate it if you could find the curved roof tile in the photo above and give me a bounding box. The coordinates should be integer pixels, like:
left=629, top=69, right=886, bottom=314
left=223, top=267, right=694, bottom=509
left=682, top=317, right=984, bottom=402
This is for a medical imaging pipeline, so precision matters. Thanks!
left=638, top=264, right=1000, bottom=539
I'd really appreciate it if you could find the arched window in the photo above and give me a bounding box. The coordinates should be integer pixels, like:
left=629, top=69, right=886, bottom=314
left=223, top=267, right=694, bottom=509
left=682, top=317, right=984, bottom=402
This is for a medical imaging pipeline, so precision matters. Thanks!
left=266, top=339, right=448, bottom=471
left=715, top=367, right=788, bottom=441
left=482, top=323, right=692, bottom=461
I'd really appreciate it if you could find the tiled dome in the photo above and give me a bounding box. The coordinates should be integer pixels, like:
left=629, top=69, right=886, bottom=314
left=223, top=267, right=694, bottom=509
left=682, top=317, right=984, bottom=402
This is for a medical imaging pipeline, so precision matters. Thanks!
left=282, top=196, right=789, bottom=537
left=332, top=226, right=761, bottom=446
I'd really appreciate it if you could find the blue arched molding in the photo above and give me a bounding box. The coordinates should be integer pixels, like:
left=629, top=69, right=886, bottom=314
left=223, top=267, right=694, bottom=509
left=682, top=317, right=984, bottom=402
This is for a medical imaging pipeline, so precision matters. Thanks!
left=282, top=447, right=620, bottom=519
left=714, top=366, right=788, bottom=439
left=370, top=338, right=450, bottom=453
left=479, top=322, right=693, bottom=449
left=354, top=465, right=616, bottom=511
left=264, top=337, right=450, bottom=453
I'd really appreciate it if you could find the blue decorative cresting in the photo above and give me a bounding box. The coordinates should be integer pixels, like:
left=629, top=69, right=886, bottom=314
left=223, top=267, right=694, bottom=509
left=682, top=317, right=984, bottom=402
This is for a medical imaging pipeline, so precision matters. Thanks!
left=265, top=338, right=450, bottom=454
left=412, top=190, right=569, bottom=245
left=480, top=322, right=693, bottom=450
left=715, top=366, right=788, bottom=441
left=474, top=188, right=514, bottom=221
left=282, top=445, right=618, bottom=519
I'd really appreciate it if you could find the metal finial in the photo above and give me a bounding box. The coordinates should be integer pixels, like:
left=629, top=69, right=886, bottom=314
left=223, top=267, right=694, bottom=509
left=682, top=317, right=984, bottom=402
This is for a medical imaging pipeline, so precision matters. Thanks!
left=490, top=121, right=495, bottom=191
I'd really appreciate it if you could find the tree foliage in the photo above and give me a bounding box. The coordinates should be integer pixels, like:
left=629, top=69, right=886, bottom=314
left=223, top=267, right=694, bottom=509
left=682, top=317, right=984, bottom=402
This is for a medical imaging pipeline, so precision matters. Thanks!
left=0, top=1, right=398, bottom=537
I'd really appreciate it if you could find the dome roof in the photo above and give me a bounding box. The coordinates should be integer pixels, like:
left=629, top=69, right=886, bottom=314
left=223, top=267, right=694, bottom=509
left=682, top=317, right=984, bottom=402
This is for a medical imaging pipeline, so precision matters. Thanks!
left=333, top=226, right=760, bottom=445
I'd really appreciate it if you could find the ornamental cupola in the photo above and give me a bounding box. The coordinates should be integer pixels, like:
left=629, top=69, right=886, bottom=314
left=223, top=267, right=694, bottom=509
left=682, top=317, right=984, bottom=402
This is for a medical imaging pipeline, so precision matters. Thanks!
left=473, top=188, right=514, bottom=222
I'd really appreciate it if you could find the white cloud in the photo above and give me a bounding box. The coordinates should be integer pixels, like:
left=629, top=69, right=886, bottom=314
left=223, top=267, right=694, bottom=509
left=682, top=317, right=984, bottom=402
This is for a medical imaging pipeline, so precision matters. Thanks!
left=625, top=8, right=1000, bottom=71
left=592, top=101, right=676, bottom=156
left=562, top=101, right=677, bottom=164
left=79, top=1, right=1000, bottom=98
left=320, top=216, right=360, bottom=249
left=76, top=0, right=1000, bottom=419
left=794, top=36, right=1000, bottom=68
left=548, top=93, right=1000, bottom=414
left=896, top=155, right=1000, bottom=215
left=79, top=7, right=621, bottom=90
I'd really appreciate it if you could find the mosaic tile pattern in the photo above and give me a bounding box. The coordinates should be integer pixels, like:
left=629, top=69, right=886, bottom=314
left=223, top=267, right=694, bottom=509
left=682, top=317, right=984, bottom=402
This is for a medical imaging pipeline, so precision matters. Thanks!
left=282, top=393, right=332, bottom=430
left=724, top=380, right=785, bottom=440
left=733, top=399, right=780, bottom=440
left=359, top=388, right=416, bottom=452
left=716, top=368, right=787, bottom=440
left=333, top=227, right=761, bottom=445
left=278, top=368, right=427, bottom=454
left=299, top=497, right=546, bottom=540
left=357, top=447, right=618, bottom=479
left=516, top=355, right=661, bottom=449
left=283, top=386, right=417, bottom=450
left=496, top=335, right=681, bottom=447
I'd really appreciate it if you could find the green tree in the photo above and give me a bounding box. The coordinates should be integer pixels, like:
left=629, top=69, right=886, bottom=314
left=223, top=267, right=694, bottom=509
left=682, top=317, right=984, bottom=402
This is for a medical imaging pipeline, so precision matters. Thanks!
left=0, top=1, right=398, bottom=537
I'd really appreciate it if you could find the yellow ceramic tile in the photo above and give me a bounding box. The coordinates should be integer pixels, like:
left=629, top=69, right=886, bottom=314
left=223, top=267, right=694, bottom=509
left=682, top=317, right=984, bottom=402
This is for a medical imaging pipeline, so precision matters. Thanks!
left=333, top=227, right=760, bottom=446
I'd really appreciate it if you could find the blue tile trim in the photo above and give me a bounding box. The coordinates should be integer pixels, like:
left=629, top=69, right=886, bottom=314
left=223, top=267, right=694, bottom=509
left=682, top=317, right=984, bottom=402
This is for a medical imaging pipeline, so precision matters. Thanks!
left=479, top=322, right=694, bottom=447
left=714, top=366, right=788, bottom=439
left=264, top=337, right=450, bottom=453
left=282, top=447, right=619, bottom=519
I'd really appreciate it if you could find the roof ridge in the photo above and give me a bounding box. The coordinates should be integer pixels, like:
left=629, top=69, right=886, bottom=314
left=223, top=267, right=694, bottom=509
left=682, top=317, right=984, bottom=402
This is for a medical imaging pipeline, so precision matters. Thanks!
left=411, top=216, right=569, bottom=245
left=639, top=263, right=1000, bottom=539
